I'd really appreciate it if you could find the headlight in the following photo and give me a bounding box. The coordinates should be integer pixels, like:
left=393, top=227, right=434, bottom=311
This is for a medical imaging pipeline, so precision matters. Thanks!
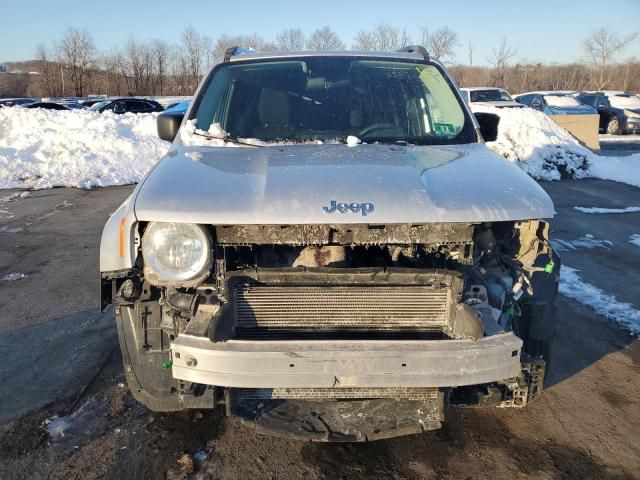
left=141, top=222, right=211, bottom=283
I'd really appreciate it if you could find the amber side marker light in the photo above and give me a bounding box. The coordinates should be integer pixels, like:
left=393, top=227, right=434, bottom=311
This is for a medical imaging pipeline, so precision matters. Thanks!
left=119, top=217, right=126, bottom=257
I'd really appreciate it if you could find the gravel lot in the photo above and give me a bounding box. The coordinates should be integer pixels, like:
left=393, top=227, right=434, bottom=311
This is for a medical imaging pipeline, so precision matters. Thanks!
left=0, top=179, right=639, bottom=480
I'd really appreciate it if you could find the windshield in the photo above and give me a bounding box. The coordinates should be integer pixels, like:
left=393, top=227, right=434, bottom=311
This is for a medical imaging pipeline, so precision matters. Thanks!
left=544, top=95, right=581, bottom=107
left=469, top=89, right=513, bottom=102
left=89, top=100, right=110, bottom=111
left=610, top=94, right=640, bottom=109
left=192, top=57, right=475, bottom=145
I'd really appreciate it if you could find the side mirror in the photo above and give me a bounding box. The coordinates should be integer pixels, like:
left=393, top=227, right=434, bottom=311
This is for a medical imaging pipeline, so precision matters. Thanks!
left=531, top=101, right=542, bottom=110
left=157, top=111, right=184, bottom=142
left=474, top=112, right=500, bottom=143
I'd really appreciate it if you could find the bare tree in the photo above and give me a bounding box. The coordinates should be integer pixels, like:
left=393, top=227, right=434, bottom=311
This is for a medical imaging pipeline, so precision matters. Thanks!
left=488, top=37, right=517, bottom=88
left=353, top=30, right=377, bottom=51
left=101, top=48, right=125, bottom=95
left=35, top=43, right=59, bottom=97
left=276, top=28, right=305, bottom=51
left=353, top=23, right=410, bottom=51
left=583, top=27, right=637, bottom=89
left=421, top=26, right=459, bottom=63
left=149, top=39, right=170, bottom=95
left=214, top=33, right=276, bottom=58
left=56, top=28, right=96, bottom=96
left=181, top=27, right=212, bottom=92
left=306, top=26, right=345, bottom=50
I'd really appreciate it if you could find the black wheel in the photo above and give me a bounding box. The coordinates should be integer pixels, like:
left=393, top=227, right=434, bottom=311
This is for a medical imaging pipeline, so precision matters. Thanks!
left=607, top=116, right=622, bottom=135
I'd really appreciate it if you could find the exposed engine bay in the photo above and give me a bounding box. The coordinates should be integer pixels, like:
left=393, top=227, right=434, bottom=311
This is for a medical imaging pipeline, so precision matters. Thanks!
left=102, top=219, right=559, bottom=440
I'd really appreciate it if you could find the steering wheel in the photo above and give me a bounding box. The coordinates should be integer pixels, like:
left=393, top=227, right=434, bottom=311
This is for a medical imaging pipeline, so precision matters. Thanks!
left=358, top=122, right=404, bottom=138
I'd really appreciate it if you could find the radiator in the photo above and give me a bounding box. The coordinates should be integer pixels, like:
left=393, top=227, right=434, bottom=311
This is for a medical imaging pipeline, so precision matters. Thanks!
left=232, top=285, right=451, bottom=337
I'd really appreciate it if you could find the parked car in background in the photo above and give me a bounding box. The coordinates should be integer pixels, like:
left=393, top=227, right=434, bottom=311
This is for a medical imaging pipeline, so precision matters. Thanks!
left=89, top=98, right=164, bottom=114
left=163, top=100, right=189, bottom=113
left=24, top=102, right=70, bottom=111
left=515, top=92, right=597, bottom=116
left=577, top=91, right=640, bottom=135
left=79, top=98, right=108, bottom=108
left=460, top=87, right=524, bottom=109
left=0, top=98, right=38, bottom=107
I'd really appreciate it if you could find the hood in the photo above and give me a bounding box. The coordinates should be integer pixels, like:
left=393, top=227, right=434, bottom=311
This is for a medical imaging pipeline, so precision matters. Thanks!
left=471, top=101, right=524, bottom=109
left=545, top=104, right=597, bottom=116
left=133, top=142, right=554, bottom=224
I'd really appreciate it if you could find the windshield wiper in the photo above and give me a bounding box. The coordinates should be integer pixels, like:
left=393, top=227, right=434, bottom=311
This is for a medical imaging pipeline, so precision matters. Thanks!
left=193, top=131, right=263, bottom=147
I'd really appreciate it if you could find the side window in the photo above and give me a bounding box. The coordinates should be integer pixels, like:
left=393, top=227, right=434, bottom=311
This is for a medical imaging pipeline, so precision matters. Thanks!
left=580, top=95, right=595, bottom=106
left=126, top=100, right=143, bottom=112
left=517, top=95, right=530, bottom=105
left=139, top=102, right=154, bottom=112
left=595, top=96, right=609, bottom=108
left=531, top=95, right=543, bottom=109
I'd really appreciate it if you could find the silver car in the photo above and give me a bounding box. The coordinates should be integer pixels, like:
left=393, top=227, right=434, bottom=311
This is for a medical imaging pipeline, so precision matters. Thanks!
left=100, top=47, right=560, bottom=441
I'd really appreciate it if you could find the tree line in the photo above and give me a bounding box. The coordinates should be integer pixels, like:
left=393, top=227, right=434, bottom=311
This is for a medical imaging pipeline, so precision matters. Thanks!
left=4, top=24, right=639, bottom=98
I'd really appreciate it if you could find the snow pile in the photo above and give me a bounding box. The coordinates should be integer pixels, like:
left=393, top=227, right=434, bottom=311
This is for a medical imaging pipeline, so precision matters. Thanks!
left=478, top=105, right=640, bottom=188
left=475, top=105, right=594, bottom=181
left=574, top=206, right=640, bottom=214
left=560, top=266, right=640, bottom=334
left=551, top=234, right=613, bottom=251
left=588, top=153, right=640, bottom=189
left=2, top=272, right=27, bottom=281
left=0, top=108, right=170, bottom=189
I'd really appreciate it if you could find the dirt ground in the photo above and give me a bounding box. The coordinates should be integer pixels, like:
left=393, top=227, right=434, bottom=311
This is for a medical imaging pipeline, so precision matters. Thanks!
left=0, top=180, right=639, bottom=480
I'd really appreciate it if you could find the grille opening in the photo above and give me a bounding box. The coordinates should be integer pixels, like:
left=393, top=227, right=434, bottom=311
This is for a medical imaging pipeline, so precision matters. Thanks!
left=232, top=284, right=453, bottom=340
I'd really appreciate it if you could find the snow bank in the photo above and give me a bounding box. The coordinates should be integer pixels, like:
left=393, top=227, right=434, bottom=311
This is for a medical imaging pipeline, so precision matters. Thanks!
left=560, top=266, right=640, bottom=334
left=0, top=108, right=170, bottom=189
left=474, top=105, right=594, bottom=181
left=574, top=206, right=640, bottom=214
left=588, top=153, right=640, bottom=189
left=1, top=104, right=638, bottom=191
left=477, top=105, right=640, bottom=188
left=551, top=234, right=613, bottom=251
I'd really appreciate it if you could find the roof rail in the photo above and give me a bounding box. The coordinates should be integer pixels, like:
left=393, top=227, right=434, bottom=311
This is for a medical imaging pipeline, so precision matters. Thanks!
left=224, top=46, right=241, bottom=62
left=224, top=46, right=256, bottom=62
left=396, top=45, right=430, bottom=61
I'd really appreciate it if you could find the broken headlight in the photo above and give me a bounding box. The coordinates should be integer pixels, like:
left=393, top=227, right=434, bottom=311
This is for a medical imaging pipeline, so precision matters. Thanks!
left=141, top=222, right=211, bottom=283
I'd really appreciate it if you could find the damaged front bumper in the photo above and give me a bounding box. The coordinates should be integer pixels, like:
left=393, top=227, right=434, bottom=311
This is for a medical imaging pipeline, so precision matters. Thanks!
left=170, top=333, right=523, bottom=389
left=169, top=333, right=524, bottom=441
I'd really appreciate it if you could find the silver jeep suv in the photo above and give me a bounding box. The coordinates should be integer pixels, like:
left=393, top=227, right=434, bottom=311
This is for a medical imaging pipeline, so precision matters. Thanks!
left=100, top=47, right=560, bottom=441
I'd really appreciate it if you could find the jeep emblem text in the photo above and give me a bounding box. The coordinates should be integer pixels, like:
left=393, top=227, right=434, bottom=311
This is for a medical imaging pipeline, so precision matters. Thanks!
left=322, top=200, right=375, bottom=216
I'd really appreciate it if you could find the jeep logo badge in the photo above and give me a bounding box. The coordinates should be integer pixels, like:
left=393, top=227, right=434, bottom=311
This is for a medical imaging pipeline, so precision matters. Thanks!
left=322, top=200, right=375, bottom=216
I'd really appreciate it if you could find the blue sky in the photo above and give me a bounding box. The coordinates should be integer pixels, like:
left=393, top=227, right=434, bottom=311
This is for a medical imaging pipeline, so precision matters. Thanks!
left=2, top=0, right=639, bottom=65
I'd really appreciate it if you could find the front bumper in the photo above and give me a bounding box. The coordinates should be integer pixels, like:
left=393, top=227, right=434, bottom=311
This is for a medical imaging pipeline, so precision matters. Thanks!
left=170, top=333, right=523, bottom=389
left=626, top=117, right=640, bottom=133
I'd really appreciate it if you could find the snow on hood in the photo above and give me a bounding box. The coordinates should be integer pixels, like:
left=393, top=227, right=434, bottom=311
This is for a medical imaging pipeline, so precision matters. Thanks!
left=544, top=95, right=581, bottom=107
left=469, top=101, right=524, bottom=109
left=132, top=142, right=554, bottom=224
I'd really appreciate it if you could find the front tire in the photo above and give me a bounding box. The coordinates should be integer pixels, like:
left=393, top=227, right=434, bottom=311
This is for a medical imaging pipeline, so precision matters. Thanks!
left=607, top=116, right=622, bottom=135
